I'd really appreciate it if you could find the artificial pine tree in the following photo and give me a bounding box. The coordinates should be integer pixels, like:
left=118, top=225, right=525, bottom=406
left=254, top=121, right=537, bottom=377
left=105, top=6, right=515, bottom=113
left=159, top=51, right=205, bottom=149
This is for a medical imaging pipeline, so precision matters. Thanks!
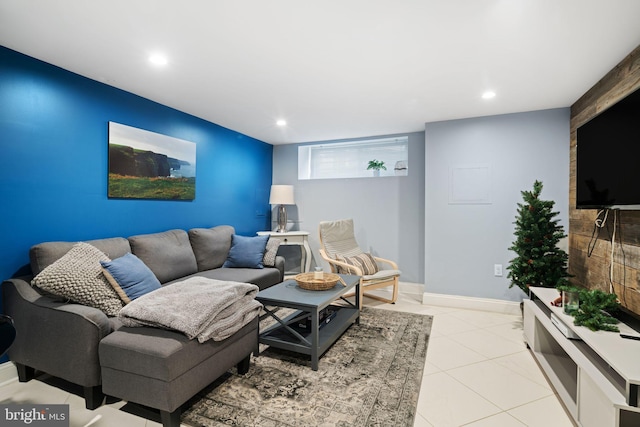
left=507, top=180, right=569, bottom=294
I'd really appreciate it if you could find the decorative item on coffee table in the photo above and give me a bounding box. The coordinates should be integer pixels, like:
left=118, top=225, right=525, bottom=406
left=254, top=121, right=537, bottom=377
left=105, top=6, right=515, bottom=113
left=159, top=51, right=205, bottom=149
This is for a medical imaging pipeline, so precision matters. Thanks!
left=294, top=272, right=343, bottom=291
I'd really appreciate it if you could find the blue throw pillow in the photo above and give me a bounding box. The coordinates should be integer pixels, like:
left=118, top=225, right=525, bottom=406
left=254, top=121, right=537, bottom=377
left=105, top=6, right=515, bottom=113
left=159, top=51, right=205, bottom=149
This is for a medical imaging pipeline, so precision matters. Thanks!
left=222, top=234, right=269, bottom=269
left=101, top=253, right=161, bottom=304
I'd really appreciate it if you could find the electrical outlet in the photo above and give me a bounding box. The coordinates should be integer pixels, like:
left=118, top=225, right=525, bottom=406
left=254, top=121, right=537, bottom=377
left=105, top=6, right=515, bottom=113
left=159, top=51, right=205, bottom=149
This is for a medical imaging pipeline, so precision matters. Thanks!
left=494, top=264, right=503, bottom=277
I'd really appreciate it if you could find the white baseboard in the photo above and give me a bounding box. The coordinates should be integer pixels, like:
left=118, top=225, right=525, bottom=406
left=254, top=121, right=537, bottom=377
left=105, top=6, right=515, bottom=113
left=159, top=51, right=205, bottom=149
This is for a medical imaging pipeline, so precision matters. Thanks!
left=422, top=292, right=521, bottom=315
left=398, top=281, right=424, bottom=295
left=0, top=361, right=17, bottom=387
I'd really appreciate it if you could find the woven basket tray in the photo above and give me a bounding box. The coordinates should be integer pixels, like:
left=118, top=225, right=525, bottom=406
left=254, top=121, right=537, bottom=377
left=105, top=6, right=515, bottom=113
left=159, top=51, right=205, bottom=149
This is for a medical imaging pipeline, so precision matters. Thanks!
left=294, top=272, right=342, bottom=291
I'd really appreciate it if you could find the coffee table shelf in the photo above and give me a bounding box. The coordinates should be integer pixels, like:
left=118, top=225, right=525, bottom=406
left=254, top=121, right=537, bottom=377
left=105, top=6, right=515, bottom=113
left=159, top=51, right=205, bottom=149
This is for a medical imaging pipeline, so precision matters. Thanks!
left=260, top=305, right=358, bottom=358
left=255, top=274, right=360, bottom=370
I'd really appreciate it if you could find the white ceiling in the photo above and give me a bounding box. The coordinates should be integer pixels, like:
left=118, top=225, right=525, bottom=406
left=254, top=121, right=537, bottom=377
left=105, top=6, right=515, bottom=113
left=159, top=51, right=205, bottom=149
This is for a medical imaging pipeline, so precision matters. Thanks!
left=2, top=1, right=640, bottom=145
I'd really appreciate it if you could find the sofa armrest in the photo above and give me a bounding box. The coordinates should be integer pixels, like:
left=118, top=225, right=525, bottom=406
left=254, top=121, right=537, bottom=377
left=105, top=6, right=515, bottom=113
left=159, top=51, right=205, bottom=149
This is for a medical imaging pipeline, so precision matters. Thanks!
left=274, top=256, right=285, bottom=282
left=2, top=277, right=112, bottom=387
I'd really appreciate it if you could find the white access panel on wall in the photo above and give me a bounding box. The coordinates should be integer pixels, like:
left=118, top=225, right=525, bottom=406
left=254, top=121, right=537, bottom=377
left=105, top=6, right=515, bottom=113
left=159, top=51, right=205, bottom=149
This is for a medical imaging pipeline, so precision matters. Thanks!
left=448, top=164, right=492, bottom=204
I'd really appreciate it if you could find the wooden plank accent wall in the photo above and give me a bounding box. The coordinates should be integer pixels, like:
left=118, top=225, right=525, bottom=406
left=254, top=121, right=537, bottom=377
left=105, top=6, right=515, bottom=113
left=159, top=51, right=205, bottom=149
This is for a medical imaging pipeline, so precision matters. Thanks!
left=569, top=44, right=640, bottom=314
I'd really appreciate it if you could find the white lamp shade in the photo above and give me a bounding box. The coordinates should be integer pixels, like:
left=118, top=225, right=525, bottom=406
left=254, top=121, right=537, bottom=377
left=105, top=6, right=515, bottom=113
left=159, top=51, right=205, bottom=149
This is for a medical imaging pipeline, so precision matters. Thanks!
left=269, top=185, right=294, bottom=205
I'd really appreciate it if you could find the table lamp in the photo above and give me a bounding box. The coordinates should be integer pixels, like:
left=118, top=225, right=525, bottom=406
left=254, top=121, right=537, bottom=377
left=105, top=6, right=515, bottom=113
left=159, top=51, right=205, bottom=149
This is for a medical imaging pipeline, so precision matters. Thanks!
left=269, top=185, right=294, bottom=233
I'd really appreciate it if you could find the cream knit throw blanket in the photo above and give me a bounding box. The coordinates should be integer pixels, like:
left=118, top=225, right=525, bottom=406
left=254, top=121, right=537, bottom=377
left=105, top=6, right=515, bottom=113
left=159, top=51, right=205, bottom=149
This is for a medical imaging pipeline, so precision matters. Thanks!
left=119, top=277, right=262, bottom=342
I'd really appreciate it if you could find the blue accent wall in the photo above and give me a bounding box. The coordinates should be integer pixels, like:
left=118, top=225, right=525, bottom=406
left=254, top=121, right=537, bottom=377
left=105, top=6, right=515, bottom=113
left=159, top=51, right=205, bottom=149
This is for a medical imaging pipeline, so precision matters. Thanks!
left=0, top=46, right=273, bottom=285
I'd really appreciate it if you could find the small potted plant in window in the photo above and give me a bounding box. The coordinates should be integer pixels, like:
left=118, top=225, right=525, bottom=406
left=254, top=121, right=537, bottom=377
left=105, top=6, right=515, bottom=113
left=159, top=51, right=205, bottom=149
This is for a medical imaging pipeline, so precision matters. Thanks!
left=367, top=159, right=386, bottom=177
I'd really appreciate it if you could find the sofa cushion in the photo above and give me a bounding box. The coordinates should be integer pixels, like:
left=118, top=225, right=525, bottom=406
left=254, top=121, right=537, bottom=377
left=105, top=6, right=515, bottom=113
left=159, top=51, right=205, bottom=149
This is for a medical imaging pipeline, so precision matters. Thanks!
left=99, top=318, right=258, bottom=413
left=181, top=268, right=282, bottom=291
left=31, top=242, right=124, bottom=316
left=30, top=237, right=131, bottom=276
left=188, top=226, right=235, bottom=271
left=222, top=234, right=269, bottom=269
left=262, top=238, right=281, bottom=267
left=99, top=319, right=257, bottom=383
left=129, top=229, right=198, bottom=284
left=101, top=253, right=161, bottom=304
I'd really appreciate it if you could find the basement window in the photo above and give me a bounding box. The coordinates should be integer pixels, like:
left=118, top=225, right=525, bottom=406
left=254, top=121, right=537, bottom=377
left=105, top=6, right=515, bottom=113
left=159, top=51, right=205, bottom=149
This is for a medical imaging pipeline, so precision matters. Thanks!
left=298, top=136, right=408, bottom=180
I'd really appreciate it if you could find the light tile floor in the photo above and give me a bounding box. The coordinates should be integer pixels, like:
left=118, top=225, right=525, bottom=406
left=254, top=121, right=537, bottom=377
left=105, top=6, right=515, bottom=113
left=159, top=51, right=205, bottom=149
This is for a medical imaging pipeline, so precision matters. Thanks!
left=369, top=288, right=575, bottom=427
left=0, top=287, right=575, bottom=427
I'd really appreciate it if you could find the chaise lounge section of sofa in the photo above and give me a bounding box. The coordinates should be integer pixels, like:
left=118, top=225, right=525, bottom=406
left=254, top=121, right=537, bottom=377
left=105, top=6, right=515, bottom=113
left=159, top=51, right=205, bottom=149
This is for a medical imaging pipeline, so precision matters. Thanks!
left=2, top=225, right=284, bottom=426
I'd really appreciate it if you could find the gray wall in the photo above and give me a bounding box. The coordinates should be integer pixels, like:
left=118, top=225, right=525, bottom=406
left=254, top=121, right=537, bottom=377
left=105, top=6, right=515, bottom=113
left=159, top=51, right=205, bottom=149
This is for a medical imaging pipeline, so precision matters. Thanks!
left=272, top=132, right=425, bottom=283
left=425, top=108, right=570, bottom=302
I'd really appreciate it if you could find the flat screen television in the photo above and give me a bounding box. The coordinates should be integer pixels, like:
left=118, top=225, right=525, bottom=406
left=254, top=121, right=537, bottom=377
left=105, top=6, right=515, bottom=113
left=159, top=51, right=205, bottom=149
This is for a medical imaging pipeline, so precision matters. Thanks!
left=576, top=86, right=640, bottom=209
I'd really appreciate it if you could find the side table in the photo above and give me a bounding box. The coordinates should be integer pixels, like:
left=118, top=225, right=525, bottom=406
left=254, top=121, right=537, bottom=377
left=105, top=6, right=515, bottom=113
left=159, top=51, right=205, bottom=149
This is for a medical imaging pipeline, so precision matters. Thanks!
left=257, top=231, right=311, bottom=274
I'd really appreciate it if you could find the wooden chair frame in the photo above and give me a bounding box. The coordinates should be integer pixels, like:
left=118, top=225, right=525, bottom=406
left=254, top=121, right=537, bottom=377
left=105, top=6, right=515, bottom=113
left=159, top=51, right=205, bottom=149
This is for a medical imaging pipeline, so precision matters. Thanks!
left=318, top=226, right=399, bottom=309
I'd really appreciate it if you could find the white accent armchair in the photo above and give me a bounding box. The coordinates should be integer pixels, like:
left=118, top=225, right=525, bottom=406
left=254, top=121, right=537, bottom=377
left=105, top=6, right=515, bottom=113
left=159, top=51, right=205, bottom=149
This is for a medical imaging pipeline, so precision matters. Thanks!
left=318, top=218, right=400, bottom=309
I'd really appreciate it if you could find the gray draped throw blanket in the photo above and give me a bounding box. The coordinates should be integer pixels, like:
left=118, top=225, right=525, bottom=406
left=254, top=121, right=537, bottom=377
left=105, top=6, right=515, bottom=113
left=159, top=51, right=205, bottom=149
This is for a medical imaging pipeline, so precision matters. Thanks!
left=118, top=277, right=263, bottom=342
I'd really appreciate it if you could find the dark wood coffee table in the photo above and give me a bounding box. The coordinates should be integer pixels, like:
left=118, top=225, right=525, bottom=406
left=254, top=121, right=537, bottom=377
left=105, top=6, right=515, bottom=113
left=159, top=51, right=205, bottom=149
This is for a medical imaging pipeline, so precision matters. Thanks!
left=255, top=274, right=360, bottom=370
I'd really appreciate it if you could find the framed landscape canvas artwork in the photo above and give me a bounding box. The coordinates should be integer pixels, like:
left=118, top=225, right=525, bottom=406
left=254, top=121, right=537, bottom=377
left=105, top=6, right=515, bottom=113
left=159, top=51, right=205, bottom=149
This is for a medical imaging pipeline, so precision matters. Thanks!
left=108, top=122, right=196, bottom=200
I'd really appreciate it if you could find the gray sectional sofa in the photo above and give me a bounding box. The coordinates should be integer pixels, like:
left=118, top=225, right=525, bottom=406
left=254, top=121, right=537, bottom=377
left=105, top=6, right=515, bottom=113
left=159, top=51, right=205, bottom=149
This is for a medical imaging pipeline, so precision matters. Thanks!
left=2, top=225, right=284, bottom=427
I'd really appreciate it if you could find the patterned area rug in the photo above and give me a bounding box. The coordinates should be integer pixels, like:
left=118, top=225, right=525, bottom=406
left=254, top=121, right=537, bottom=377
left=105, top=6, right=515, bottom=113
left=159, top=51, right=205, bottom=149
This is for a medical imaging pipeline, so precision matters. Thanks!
left=181, top=307, right=432, bottom=427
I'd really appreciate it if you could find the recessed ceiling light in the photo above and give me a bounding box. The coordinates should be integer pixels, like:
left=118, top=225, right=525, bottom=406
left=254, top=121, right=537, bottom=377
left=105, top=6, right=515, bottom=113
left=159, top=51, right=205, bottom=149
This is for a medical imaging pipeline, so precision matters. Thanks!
left=276, top=120, right=287, bottom=127
left=482, top=91, right=496, bottom=99
left=149, top=54, right=168, bottom=66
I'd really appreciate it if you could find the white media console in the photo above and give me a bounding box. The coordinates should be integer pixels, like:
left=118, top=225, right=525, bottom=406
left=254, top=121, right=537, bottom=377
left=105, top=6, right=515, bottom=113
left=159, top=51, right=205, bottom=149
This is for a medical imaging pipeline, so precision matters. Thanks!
left=524, top=287, right=640, bottom=427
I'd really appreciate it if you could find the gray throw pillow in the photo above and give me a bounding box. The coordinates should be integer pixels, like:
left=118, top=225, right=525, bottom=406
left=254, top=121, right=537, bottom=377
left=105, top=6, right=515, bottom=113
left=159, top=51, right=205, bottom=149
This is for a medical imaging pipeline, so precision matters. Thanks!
left=262, top=238, right=281, bottom=267
left=31, top=242, right=124, bottom=316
